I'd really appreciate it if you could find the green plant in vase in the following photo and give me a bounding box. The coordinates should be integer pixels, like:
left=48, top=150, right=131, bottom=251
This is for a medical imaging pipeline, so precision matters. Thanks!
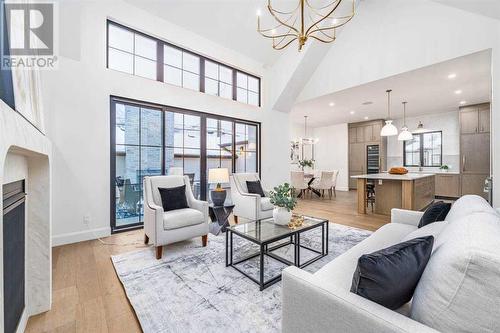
left=298, top=159, right=315, bottom=171
left=269, top=183, right=297, bottom=225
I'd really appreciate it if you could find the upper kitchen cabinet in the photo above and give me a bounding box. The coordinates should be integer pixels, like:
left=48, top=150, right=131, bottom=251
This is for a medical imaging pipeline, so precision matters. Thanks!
left=459, top=103, right=490, bottom=134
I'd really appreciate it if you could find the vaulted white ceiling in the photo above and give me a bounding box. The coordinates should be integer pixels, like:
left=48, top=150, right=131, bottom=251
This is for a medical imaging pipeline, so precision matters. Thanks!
left=430, top=0, right=500, bottom=20
left=124, top=0, right=289, bottom=66
left=291, top=50, right=491, bottom=127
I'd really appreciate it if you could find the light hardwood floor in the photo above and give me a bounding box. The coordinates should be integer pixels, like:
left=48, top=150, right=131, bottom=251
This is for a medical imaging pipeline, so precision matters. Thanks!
left=26, top=190, right=388, bottom=333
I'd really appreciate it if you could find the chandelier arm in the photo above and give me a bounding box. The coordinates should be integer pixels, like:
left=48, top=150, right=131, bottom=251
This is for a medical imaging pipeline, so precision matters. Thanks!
left=304, top=0, right=343, bottom=36
left=273, top=37, right=298, bottom=50
left=307, top=13, right=336, bottom=40
left=268, top=0, right=301, bottom=15
left=309, top=34, right=336, bottom=43
left=267, top=4, right=300, bottom=34
left=305, top=0, right=342, bottom=17
left=305, top=0, right=341, bottom=11
left=307, top=13, right=354, bottom=35
left=257, top=12, right=298, bottom=34
left=259, top=32, right=298, bottom=39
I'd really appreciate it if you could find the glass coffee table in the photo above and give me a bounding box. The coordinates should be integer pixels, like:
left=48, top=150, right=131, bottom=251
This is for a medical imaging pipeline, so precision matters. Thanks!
left=225, top=216, right=329, bottom=290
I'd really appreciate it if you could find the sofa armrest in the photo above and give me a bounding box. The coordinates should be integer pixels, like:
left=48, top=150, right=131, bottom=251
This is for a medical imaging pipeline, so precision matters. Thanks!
left=282, top=267, right=438, bottom=333
left=190, top=199, right=209, bottom=223
left=391, top=208, right=424, bottom=227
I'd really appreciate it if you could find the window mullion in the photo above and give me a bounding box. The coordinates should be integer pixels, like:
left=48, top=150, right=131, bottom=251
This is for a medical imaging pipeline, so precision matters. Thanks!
left=157, top=41, right=164, bottom=82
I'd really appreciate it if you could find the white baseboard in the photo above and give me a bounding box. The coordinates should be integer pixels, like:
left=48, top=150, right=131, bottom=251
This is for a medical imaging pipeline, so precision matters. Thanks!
left=336, top=186, right=349, bottom=192
left=52, top=227, right=110, bottom=247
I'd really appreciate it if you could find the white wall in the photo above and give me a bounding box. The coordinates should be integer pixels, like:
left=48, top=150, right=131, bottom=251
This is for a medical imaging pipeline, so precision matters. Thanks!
left=43, top=0, right=290, bottom=245
left=312, top=124, right=349, bottom=191
left=297, top=0, right=500, bottom=207
left=387, top=111, right=460, bottom=171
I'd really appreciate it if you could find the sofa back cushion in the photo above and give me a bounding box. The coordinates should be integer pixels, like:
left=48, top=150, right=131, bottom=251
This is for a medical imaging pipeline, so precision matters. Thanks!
left=444, top=194, right=497, bottom=223
left=410, top=212, right=500, bottom=332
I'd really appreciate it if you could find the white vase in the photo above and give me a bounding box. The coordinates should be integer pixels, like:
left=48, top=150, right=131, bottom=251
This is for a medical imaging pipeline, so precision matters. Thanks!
left=273, top=207, right=292, bottom=225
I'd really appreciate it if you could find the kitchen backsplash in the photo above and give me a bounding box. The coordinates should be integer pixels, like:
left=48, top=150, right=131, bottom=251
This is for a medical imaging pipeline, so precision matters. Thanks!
left=386, top=155, right=460, bottom=172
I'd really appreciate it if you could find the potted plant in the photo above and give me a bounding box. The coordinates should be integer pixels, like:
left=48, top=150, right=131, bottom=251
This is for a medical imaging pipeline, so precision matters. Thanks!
left=298, top=159, right=315, bottom=172
left=269, top=183, right=297, bottom=225
left=439, top=164, right=450, bottom=172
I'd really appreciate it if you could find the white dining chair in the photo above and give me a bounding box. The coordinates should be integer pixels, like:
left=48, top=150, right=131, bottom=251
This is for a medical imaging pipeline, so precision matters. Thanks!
left=312, top=170, right=339, bottom=199
left=291, top=171, right=309, bottom=198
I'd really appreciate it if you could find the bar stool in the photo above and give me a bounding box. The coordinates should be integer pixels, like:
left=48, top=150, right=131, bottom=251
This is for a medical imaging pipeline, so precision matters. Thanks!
left=366, top=183, right=375, bottom=212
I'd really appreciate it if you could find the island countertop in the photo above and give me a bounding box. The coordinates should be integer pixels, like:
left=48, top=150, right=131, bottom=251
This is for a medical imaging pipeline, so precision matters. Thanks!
left=351, top=173, right=435, bottom=181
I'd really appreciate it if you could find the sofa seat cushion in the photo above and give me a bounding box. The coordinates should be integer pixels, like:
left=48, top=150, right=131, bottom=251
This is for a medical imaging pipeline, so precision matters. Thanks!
left=444, top=194, right=498, bottom=223
left=411, top=212, right=500, bottom=332
left=260, top=197, right=274, bottom=211
left=314, top=223, right=416, bottom=291
left=163, top=208, right=204, bottom=230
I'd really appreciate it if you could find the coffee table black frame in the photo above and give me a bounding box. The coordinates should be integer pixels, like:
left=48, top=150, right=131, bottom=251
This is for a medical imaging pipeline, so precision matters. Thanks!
left=225, top=217, right=329, bottom=290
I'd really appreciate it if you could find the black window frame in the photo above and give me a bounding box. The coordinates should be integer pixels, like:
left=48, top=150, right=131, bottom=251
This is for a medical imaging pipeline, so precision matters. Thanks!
left=403, top=131, right=443, bottom=167
left=106, top=20, right=261, bottom=107
left=110, top=95, right=261, bottom=233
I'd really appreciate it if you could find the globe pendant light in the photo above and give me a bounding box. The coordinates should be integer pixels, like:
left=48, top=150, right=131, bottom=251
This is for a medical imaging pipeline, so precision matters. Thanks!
left=398, top=101, right=413, bottom=141
left=380, top=89, right=398, bottom=137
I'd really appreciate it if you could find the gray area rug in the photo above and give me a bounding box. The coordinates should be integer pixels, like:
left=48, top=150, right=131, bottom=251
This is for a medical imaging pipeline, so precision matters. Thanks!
left=111, top=222, right=372, bottom=333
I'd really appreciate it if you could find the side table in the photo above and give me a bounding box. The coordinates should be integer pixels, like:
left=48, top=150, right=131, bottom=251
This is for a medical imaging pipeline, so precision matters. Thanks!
left=208, top=203, right=235, bottom=235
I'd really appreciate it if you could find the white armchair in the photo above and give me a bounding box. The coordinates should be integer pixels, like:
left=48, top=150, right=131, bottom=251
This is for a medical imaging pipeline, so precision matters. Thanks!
left=230, top=173, right=274, bottom=223
left=143, top=175, right=209, bottom=259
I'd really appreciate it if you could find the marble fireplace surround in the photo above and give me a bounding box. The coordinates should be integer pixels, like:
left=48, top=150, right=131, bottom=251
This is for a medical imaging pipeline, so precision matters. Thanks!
left=0, top=104, right=52, bottom=332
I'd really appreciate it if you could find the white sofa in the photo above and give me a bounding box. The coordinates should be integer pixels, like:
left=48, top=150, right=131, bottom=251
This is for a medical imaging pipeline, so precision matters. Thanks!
left=143, top=175, right=209, bottom=259
left=230, top=173, right=273, bottom=223
left=282, top=195, right=500, bottom=333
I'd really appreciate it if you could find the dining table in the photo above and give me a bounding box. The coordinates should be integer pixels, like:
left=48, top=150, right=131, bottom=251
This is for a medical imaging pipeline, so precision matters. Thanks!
left=297, top=172, right=322, bottom=198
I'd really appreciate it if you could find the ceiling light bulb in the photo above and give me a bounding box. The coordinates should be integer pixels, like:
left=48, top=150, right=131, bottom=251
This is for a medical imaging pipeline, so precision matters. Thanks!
left=455, top=90, right=462, bottom=95
left=256, top=9, right=261, bottom=16
left=459, top=101, right=466, bottom=105
left=329, top=102, right=335, bottom=107
left=448, top=73, right=457, bottom=79
left=364, top=116, right=369, bottom=120
left=271, top=29, right=276, bottom=36
left=350, top=111, right=355, bottom=115
left=332, top=18, right=338, bottom=24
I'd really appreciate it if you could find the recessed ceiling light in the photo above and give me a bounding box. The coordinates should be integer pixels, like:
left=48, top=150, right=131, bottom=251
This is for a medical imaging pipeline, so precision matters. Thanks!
left=328, top=102, right=335, bottom=107
left=460, top=101, right=467, bottom=105
left=350, top=111, right=355, bottom=115
left=362, top=101, right=373, bottom=105
left=454, top=90, right=462, bottom=95
left=448, top=73, right=457, bottom=79
left=364, top=116, right=369, bottom=120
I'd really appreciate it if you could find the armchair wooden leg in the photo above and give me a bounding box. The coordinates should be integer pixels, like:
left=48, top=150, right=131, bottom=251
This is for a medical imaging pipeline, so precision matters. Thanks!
left=156, top=246, right=163, bottom=259
left=234, top=215, right=239, bottom=224
left=202, top=235, right=208, bottom=247
left=144, top=234, right=149, bottom=244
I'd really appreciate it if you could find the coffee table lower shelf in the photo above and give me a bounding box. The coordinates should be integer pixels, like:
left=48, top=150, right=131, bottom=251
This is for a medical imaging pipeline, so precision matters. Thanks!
left=225, top=220, right=328, bottom=291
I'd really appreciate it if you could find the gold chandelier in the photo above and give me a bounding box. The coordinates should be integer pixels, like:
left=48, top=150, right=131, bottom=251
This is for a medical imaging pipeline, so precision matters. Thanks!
left=257, top=0, right=355, bottom=51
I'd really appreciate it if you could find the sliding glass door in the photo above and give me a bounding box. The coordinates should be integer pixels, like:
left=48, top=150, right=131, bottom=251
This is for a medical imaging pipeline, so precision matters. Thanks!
left=111, top=98, right=260, bottom=232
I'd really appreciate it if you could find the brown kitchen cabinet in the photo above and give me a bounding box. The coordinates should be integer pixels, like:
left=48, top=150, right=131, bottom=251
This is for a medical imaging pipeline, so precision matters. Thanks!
left=435, top=174, right=460, bottom=198
left=348, top=120, right=387, bottom=189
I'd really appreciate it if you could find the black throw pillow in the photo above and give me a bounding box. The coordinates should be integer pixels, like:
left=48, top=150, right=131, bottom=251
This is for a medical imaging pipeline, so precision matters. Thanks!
left=158, top=185, right=189, bottom=212
left=350, top=236, right=434, bottom=310
left=418, top=201, right=451, bottom=228
left=246, top=180, right=266, bottom=197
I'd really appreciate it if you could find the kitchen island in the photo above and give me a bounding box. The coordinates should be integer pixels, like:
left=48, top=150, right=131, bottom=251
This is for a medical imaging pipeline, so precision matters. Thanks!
left=352, top=173, right=435, bottom=215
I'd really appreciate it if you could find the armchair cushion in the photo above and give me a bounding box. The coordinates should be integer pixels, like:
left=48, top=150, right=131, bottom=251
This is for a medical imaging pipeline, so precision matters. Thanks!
left=246, top=180, right=266, bottom=197
left=163, top=208, right=204, bottom=230
left=260, top=197, right=274, bottom=211
left=159, top=185, right=189, bottom=211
